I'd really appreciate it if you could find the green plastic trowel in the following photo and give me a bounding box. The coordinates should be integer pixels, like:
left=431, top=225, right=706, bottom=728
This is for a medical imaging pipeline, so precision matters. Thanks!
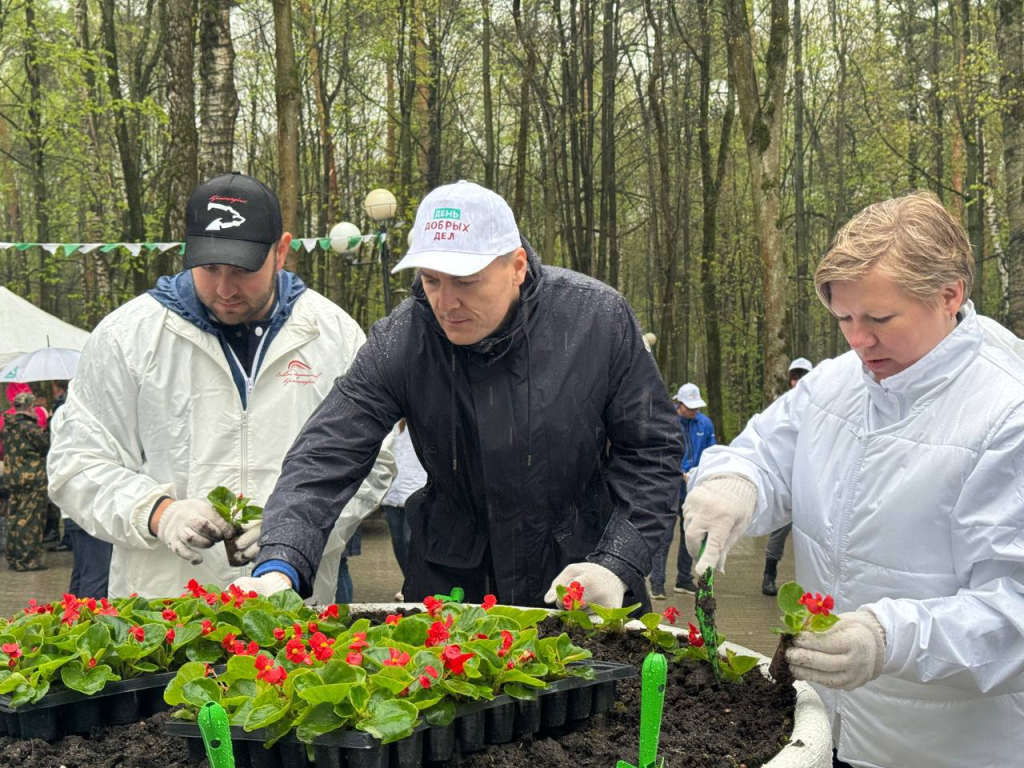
left=695, top=537, right=722, bottom=684
left=616, top=652, right=668, bottom=768
left=198, top=701, right=235, bottom=768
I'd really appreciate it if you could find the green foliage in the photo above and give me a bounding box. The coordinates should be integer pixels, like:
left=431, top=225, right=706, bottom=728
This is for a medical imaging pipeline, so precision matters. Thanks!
left=772, top=581, right=841, bottom=636
left=207, top=486, right=263, bottom=528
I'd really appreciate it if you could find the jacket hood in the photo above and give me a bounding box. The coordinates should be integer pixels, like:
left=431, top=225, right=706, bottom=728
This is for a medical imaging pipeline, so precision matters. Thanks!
left=148, top=269, right=306, bottom=332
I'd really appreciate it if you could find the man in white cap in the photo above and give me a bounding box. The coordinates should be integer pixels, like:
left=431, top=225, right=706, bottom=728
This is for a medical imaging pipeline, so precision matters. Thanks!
left=648, top=383, right=717, bottom=597
left=238, top=180, right=682, bottom=612
left=760, top=356, right=814, bottom=595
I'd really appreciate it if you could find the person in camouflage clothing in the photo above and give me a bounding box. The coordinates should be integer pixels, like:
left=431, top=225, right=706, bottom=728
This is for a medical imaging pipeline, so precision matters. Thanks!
left=2, top=392, right=49, bottom=571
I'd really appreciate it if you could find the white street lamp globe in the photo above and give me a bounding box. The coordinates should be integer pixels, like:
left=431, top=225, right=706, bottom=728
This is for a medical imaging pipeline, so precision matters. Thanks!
left=329, top=222, right=362, bottom=254
left=363, top=188, right=398, bottom=222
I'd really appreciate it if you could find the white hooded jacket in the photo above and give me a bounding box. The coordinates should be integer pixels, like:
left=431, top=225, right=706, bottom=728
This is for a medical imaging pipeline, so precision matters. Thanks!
left=48, top=281, right=394, bottom=602
left=693, top=302, right=1024, bottom=768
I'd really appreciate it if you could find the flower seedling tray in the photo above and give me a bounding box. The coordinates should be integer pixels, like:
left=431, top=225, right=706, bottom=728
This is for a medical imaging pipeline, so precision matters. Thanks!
left=165, top=660, right=635, bottom=768
left=0, top=670, right=179, bottom=741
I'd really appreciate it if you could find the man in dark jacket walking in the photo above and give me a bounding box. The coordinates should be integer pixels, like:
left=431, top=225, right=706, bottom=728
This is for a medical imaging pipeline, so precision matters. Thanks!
left=238, top=180, right=682, bottom=611
left=2, top=392, right=50, bottom=571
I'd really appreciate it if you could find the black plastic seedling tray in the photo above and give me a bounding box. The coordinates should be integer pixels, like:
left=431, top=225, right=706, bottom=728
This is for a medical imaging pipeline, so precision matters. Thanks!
left=165, top=660, right=635, bottom=768
left=0, top=670, right=180, bottom=741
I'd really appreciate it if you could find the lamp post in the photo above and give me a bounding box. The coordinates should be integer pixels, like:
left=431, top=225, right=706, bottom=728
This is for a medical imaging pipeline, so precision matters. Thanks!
left=363, top=188, right=398, bottom=315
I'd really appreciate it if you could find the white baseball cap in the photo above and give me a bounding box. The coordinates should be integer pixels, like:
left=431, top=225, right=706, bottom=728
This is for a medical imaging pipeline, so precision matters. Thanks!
left=788, top=357, right=813, bottom=373
left=391, top=180, right=521, bottom=277
left=673, top=383, right=706, bottom=409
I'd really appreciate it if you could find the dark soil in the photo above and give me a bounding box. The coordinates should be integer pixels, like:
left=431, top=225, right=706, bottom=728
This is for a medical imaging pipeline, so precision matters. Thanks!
left=0, top=712, right=194, bottom=768
left=0, top=612, right=796, bottom=768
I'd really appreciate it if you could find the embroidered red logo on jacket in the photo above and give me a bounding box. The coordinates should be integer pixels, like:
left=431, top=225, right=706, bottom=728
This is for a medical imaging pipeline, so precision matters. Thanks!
left=277, top=359, right=321, bottom=386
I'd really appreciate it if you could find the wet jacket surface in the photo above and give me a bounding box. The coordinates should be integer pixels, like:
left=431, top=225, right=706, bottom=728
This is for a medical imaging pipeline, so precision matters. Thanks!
left=257, top=243, right=682, bottom=608
left=693, top=302, right=1024, bottom=768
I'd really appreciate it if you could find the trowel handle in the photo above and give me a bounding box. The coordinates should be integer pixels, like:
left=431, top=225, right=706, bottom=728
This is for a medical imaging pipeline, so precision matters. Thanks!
left=638, top=653, right=668, bottom=768
left=198, top=701, right=235, bottom=768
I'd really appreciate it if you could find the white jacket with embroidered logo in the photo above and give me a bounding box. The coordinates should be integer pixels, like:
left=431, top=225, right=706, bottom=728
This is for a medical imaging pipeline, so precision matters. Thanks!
left=692, top=301, right=1024, bottom=768
left=48, top=278, right=394, bottom=601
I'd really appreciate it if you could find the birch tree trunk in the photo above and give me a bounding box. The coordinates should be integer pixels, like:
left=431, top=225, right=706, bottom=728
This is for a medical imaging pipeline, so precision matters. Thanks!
left=199, top=0, right=239, bottom=177
left=723, top=0, right=790, bottom=404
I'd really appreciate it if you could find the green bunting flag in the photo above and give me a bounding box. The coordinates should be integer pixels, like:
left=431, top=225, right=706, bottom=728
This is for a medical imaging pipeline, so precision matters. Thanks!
left=0, top=234, right=381, bottom=257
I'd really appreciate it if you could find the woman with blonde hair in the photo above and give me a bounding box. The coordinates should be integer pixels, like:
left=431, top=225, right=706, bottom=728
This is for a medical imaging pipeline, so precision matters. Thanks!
left=682, top=191, right=1024, bottom=767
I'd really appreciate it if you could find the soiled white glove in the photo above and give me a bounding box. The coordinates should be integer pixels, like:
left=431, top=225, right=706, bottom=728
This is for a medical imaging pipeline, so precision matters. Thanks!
left=233, top=520, right=262, bottom=563
left=230, top=572, right=293, bottom=597
left=544, top=563, right=627, bottom=608
left=683, top=473, right=756, bottom=575
left=157, top=499, right=236, bottom=565
left=787, top=610, right=887, bottom=691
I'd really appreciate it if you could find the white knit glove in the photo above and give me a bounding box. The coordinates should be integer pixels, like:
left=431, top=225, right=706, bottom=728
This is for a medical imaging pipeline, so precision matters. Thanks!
left=233, top=520, right=262, bottom=563
left=230, top=572, right=293, bottom=597
left=787, top=610, right=887, bottom=691
left=544, top=563, right=627, bottom=608
left=157, top=499, right=237, bottom=565
left=683, top=473, right=757, bottom=575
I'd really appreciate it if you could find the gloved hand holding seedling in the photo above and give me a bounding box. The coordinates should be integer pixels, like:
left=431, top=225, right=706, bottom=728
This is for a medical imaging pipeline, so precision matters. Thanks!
left=768, top=581, right=839, bottom=686
left=207, top=486, right=263, bottom=567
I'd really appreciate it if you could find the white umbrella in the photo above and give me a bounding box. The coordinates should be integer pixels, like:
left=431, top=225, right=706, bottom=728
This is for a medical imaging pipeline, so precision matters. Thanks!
left=0, top=347, right=81, bottom=383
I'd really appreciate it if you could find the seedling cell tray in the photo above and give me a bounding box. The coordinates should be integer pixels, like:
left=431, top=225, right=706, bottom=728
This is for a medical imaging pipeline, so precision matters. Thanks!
left=164, top=660, right=635, bottom=768
left=0, top=670, right=179, bottom=741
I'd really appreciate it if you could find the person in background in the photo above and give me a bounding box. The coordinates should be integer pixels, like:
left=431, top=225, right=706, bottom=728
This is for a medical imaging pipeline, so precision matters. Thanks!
left=1, top=382, right=48, bottom=436
left=48, top=171, right=393, bottom=599
left=381, top=418, right=428, bottom=601
left=683, top=191, right=1024, bottom=768
left=760, top=356, right=813, bottom=596
left=334, top=528, right=362, bottom=603
left=234, top=180, right=681, bottom=611
left=2, top=392, right=50, bottom=571
left=50, top=381, right=68, bottom=415
left=648, top=383, right=716, bottom=599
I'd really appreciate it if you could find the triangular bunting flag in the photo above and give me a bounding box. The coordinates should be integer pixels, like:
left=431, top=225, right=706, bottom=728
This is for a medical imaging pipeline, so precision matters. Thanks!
left=63, top=244, right=82, bottom=257
left=40, top=243, right=60, bottom=255
left=15, top=243, right=36, bottom=251
left=123, top=243, right=143, bottom=257
left=78, top=244, right=102, bottom=254
left=301, top=238, right=318, bottom=253
left=156, top=242, right=181, bottom=253
left=0, top=243, right=12, bottom=250
left=100, top=243, right=121, bottom=253
left=290, top=239, right=302, bottom=251
left=318, top=238, right=330, bottom=251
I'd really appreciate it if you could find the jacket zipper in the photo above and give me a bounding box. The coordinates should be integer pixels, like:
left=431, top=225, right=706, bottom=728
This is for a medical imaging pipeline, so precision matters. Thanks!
left=829, top=431, right=867, bottom=736
left=225, top=335, right=267, bottom=496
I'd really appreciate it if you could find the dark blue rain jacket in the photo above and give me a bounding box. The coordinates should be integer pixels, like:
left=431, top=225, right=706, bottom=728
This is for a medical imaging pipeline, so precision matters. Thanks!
left=255, top=240, right=682, bottom=611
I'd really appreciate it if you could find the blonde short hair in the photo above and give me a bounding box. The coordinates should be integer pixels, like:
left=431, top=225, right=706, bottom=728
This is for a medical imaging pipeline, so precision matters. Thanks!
left=815, top=191, right=974, bottom=307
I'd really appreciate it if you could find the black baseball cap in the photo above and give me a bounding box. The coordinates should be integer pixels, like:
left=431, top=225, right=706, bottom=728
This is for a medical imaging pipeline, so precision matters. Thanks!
left=184, top=172, right=284, bottom=271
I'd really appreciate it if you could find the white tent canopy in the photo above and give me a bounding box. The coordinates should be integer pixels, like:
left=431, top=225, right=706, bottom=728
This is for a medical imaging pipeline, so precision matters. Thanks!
left=0, top=286, right=91, bottom=369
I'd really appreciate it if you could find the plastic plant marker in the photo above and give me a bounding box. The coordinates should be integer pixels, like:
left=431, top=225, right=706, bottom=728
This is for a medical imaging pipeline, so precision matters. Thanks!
left=615, top=652, right=668, bottom=768
left=198, top=701, right=235, bottom=768
left=695, top=537, right=722, bottom=684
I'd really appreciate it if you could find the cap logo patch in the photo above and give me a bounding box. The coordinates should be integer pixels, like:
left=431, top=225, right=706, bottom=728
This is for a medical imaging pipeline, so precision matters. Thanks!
left=205, top=200, right=247, bottom=231
left=432, top=207, right=461, bottom=220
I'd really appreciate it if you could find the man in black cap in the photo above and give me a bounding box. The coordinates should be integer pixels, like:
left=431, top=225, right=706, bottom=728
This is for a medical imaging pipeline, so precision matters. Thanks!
left=47, top=172, right=393, bottom=599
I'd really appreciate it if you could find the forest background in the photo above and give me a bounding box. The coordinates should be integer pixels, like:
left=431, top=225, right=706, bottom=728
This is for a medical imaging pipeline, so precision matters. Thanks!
left=2, top=0, right=1023, bottom=441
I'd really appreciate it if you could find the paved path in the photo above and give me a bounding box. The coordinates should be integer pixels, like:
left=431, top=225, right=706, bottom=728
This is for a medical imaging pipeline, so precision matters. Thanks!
left=0, top=521, right=794, bottom=658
